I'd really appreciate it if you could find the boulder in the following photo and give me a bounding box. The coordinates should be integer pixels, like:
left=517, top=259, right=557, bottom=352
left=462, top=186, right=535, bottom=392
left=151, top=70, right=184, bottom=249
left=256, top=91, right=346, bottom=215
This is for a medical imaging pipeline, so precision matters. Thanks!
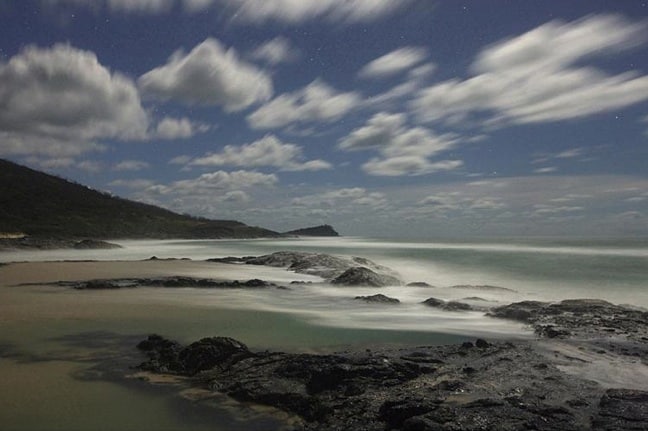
left=354, top=294, right=400, bottom=304
left=332, top=267, right=401, bottom=287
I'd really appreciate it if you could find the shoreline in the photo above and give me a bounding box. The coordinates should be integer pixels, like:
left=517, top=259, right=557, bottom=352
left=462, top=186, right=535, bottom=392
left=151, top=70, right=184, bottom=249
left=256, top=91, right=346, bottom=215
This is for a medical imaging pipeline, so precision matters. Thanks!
left=1, top=252, right=647, bottom=430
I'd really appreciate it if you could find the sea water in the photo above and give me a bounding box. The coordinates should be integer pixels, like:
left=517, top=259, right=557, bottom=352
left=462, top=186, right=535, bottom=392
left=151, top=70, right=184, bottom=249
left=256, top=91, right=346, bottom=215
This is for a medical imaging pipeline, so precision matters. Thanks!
left=1, top=237, right=647, bottom=430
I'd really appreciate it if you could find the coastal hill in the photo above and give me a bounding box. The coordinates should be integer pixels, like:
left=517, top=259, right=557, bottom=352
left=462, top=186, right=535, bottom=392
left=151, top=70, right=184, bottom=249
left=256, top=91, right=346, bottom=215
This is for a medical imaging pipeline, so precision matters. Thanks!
left=0, top=159, right=279, bottom=239
left=284, top=224, right=340, bottom=237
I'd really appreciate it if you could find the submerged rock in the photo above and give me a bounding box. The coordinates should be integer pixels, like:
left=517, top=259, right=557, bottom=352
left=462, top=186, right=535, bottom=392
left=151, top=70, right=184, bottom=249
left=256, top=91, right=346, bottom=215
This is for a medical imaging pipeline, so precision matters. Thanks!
left=332, top=267, right=401, bottom=287
left=73, top=239, right=122, bottom=249
left=422, top=297, right=473, bottom=311
left=406, top=281, right=433, bottom=287
left=354, top=294, right=400, bottom=304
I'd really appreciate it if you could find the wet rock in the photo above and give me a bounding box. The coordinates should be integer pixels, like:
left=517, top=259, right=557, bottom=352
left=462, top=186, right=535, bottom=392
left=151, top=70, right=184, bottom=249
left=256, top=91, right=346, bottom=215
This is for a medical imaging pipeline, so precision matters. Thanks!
left=450, top=284, right=517, bottom=293
left=421, top=297, right=472, bottom=311
left=593, top=389, right=648, bottom=430
left=55, top=276, right=280, bottom=290
left=407, top=282, right=433, bottom=287
left=354, top=294, right=400, bottom=304
left=135, top=335, right=634, bottom=430
left=332, top=267, right=401, bottom=287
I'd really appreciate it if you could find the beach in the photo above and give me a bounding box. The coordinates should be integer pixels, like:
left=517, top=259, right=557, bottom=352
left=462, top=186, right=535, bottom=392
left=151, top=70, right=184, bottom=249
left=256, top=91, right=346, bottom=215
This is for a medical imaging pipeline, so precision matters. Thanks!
left=1, top=238, right=647, bottom=430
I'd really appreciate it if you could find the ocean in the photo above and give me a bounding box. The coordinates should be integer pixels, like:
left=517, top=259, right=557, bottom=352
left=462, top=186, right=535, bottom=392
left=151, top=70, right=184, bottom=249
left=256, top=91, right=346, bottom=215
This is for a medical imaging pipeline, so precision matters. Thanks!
left=1, top=236, right=647, bottom=430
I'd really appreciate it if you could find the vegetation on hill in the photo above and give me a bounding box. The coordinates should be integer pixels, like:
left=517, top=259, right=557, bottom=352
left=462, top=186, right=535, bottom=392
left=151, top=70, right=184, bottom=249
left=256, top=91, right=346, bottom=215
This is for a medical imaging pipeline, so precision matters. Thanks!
left=284, top=225, right=340, bottom=237
left=0, top=159, right=279, bottom=239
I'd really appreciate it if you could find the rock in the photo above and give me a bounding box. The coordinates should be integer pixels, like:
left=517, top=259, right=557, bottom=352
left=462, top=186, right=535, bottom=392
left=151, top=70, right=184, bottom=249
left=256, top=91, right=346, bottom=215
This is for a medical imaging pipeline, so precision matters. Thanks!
left=56, top=276, right=279, bottom=290
left=73, top=239, right=122, bottom=249
left=135, top=334, right=637, bottom=430
left=421, top=297, right=445, bottom=308
left=593, top=389, right=648, bottom=430
left=407, top=282, right=433, bottom=287
left=450, top=284, right=517, bottom=293
left=354, top=294, right=400, bottom=304
left=211, top=251, right=401, bottom=283
left=444, top=301, right=472, bottom=311
left=421, top=297, right=472, bottom=311
left=178, top=337, right=253, bottom=375
left=332, top=267, right=401, bottom=287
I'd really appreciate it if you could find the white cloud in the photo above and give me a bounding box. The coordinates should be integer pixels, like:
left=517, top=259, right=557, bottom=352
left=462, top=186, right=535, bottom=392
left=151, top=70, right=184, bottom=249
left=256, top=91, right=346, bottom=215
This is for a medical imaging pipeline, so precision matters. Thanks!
left=77, top=160, right=103, bottom=173
left=358, top=47, right=428, bottom=79
left=108, top=178, right=156, bottom=189
left=139, top=38, right=273, bottom=111
left=148, top=170, right=277, bottom=196
left=411, top=15, right=648, bottom=127
left=223, top=190, right=250, bottom=203
left=362, top=157, right=463, bottom=177
left=219, top=0, right=411, bottom=24
left=338, top=112, right=461, bottom=176
left=534, top=167, right=557, bottom=174
left=250, top=37, right=299, bottom=65
left=0, top=43, right=148, bottom=157
left=247, top=80, right=361, bottom=129
left=292, top=187, right=387, bottom=209
left=418, top=192, right=506, bottom=212
left=45, top=0, right=411, bottom=21
left=113, top=160, right=151, bottom=171
left=189, top=134, right=332, bottom=171
left=108, top=0, right=174, bottom=13
left=154, top=116, right=209, bottom=139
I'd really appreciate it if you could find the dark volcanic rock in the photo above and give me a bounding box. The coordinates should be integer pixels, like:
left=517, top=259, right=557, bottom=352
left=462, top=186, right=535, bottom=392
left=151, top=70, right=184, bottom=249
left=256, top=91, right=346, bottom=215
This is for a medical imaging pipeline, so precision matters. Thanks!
left=354, top=294, right=400, bottom=304
left=406, top=282, right=433, bottom=287
left=490, top=299, right=648, bottom=342
left=450, top=284, right=517, bottom=293
left=209, top=251, right=401, bottom=283
left=332, top=267, right=401, bottom=287
left=593, top=389, right=648, bottom=430
left=48, top=276, right=279, bottom=290
left=134, top=335, right=625, bottom=430
left=421, top=297, right=473, bottom=311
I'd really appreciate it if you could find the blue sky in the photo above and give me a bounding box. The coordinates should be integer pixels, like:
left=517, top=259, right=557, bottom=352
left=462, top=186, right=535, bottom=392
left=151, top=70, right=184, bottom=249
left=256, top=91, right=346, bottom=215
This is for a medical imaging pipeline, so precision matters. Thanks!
left=1, top=0, right=647, bottom=237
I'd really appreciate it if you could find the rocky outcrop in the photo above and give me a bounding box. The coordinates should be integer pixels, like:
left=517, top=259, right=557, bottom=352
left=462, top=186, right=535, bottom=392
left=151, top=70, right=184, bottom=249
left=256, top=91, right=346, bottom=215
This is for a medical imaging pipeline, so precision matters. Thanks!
left=209, top=251, right=401, bottom=284
left=72, top=239, right=122, bottom=249
left=46, top=277, right=279, bottom=290
left=332, top=267, right=401, bottom=287
left=283, top=225, right=340, bottom=237
left=135, top=334, right=648, bottom=430
left=422, top=297, right=473, bottom=311
left=354, top=294, right=400, bottom=304
left=490, top=299, right=648, bottom=340
left=0, top=237, right=122, bottom=250
left=450, top=284, right=517, bottom=293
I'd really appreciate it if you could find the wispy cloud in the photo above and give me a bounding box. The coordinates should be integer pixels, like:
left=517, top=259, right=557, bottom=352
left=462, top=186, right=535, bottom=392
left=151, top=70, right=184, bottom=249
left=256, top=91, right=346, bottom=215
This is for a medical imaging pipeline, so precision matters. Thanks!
left=188, top=134, right=332, bottom=171
left=358, top=47, right=428, bottom=79
left=247, top=80, right=361, bottom=129
left=249, top=37, right=300, bottom=65
left=411, top=15, right=648, bottom=127
left=338, top=112, right=461, bottom=176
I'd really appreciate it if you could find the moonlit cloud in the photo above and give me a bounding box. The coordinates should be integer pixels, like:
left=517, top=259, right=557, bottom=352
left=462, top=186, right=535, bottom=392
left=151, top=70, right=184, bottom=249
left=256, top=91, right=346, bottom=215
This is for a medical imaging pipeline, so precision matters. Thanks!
left=411, top=15, right=648, bottom=127
left=339, top=112, right=461, bottom=176
left=358, top=47, right=428, bottom=79
left=113, top=160, right=151, bottom=171
left=0, top=43, right=148, bottom=156
left=154, top=117, right=209, bottom=140
left=250, top=37, right=300, bottom=65
left=219, top=0, right=411, bottom=24
left=247, top=80, right=361, bottom=129
left=139, top=38, right=273, bottom=111
left=189, top=134, right=332, bottom=171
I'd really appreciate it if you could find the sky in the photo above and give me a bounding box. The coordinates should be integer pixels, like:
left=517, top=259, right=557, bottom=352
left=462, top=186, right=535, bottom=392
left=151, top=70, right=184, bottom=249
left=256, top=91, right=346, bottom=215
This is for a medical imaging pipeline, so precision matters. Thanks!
left=1, top=0, right=647, bottom=238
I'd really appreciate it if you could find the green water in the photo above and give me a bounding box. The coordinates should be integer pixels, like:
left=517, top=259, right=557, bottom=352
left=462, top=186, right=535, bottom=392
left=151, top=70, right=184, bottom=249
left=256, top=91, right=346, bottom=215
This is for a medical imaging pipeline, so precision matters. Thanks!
left=0, top=284, right=465, bottom=431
